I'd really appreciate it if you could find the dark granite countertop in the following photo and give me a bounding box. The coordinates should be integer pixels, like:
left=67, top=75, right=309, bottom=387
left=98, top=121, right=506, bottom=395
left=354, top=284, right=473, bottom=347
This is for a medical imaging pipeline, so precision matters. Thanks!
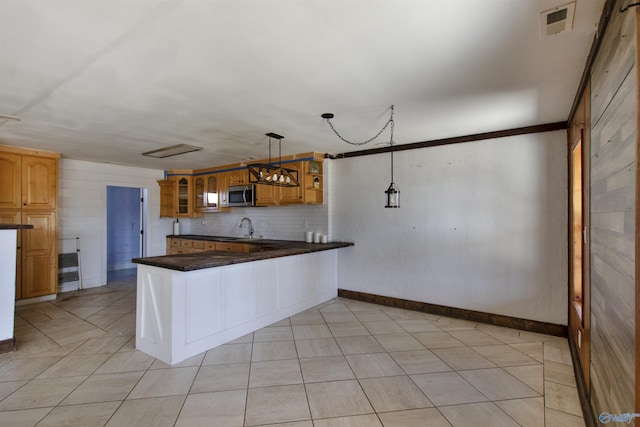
left=0, top=224, right=34, bottom=230
left=132, top=236, right=353, bottom=272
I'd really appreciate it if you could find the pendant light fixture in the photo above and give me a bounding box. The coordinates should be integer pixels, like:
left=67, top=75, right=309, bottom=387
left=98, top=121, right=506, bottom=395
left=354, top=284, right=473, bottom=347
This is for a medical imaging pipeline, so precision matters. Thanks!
left=247, top=133, right=299, bottom=187
left=321, top=105, right=399, bottom=208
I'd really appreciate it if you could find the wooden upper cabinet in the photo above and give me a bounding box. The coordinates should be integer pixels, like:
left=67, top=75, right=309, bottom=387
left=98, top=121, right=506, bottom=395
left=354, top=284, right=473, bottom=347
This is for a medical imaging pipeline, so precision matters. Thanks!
left=0, top=153, right=22, bottom=209
left=21, top=156, right=57, bottom=210
left=228, top=168, right=249, bottom=186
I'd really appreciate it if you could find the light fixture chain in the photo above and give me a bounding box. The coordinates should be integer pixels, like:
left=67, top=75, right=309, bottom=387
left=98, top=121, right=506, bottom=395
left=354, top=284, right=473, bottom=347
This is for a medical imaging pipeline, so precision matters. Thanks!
left=325, top=105, right=395, bottom=146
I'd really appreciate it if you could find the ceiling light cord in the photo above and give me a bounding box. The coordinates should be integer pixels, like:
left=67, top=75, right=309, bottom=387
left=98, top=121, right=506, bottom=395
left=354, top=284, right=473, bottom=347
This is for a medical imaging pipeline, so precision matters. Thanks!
left=323, top=105, right=395, bottom=146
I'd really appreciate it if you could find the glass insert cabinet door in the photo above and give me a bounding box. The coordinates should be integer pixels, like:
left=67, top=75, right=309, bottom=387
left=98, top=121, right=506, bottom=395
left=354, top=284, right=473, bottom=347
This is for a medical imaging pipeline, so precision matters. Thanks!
left=205, top=175, right=218, bottom=209
left=194, top=177, right=205, bottom=210
left=178, top=177, right=189, bottom=214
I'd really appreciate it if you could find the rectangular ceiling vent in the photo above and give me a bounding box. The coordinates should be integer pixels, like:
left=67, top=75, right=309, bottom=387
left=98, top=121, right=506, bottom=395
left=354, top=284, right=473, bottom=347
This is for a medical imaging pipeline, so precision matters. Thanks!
left=540, top=2, right=575, bottom=37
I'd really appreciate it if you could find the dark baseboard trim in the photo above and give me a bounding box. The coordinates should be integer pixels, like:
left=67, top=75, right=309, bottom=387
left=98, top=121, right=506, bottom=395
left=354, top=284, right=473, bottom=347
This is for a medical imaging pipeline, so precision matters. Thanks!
left=567, top=333, right=596, bottom=427
left=0, top=337, right=15, bottom=354
left=337, top=289, right=567, bottom=337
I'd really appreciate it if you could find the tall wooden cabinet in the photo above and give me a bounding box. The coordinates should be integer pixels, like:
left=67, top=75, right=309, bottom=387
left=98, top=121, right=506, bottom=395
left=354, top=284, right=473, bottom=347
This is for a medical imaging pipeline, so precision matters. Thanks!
left=0, top=146, right=59, bottom=300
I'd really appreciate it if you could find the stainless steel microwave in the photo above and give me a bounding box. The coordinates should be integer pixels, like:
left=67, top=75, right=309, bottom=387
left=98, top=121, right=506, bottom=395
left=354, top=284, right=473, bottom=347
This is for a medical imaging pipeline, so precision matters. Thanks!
left=227, top=185, right=256, bottom=207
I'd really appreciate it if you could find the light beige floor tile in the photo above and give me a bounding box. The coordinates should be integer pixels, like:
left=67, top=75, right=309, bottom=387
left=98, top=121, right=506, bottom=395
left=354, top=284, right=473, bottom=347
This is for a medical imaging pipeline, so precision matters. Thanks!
left=545, top=407, right=586, bottom=427
left=410, top=372, right=487, bottom=406
left=313, top=413, right=383, bottom=427
left=12, top=337, right=61, bottom=357
left=105, top=313, right=136, bottom=337
left=245, top=384, right=310, bottom=426
left=345, top=353, right=404, bottom=378
left=0, top=376, right=86, bottom=410
left=36, top=401, right=121, bottom=427
left=448, top=329, right=505, bottom=346
left=510, top=342, right=544, bottom=363
left=459, top=368, right=540, bottom=400
left=544, top=360, right=577, bottom=386
left=175, top=389, right=246, bottom=427
left=322, top=311, right=360, bottom=323
left=190, top=363, right=250, bottom=393
left=359, top=375, right=432, bottom=412
left=319, top=302, right=350, bottom=312
left=202, top=343, right=252, bottom=365
left=61, top=370, right=144, bottom=405
left=292, top=324, right=332, bottom=340
left=395, top=319, right=441, bottom=333
left=374, top=333, right=426, bottom=352
left=328, top=322, right=370, bottom=337
left=476, top=323, right=534, bottom=344
left=86, top=314, right=126, bottom=329
left=0, top=357, right=61, bottom=381
left=305, top=380, right=374, bottom=419
left=105, top=395, right=185, bottom=427
left=389, top=349, right=451, bottom=374
left=472, top=344, right=540, bottom=367
left=382, top=308, right=441, bottom=321
left=70, top=336, right=131, bottom=355
left=377, top=408, right=452, bottom=427
left=36, top=353, right=111, bottom=379
left=295, top=338, right=342, bottom=358
left=290, top=310, right=326, bottom=325
left=495, top=397, right=544, bottom=427
left=544, top=380, right=582, bottom=416
left=226, top=333, right=254, bottom=344
left=431, top=347, right=496, bottom=370
left=150, top=352, right=204, bottom=369
left=543, top=341, right=573, bottom=365
left=95, top=349, right=155, bottom=374
left=269, top=318, right=292, bottom=327
left=412, top=331, right=465, bottom=349
left=0, top=407, right=52, bottom=426
left=249, top=359, right=302, bottom=388
left=0, top=380, right=28, bottom=401
left=263, top=422, right=313, bottom=427
left=352, top=311, right=392, bottom=322
left=252, top=340, right=298, bottom=361
left=254, top=326, right=294, bottom=342
left=335, top=335, right=384, bottom=354
left=362, top=321, right=405, bottom=335
left=439, top=401, right=519, bottom=427
left=504, top=364, right=544, bottom=394
left=434, top=317, right=478, bottom=331
left=300, top=356, right=355, bottom=383
left=128, top=366, right=198, bottom=399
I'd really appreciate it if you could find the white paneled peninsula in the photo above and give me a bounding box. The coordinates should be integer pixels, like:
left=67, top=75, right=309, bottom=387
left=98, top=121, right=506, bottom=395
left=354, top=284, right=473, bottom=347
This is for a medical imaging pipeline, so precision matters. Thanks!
left=133, top=237, right=352, bottom=365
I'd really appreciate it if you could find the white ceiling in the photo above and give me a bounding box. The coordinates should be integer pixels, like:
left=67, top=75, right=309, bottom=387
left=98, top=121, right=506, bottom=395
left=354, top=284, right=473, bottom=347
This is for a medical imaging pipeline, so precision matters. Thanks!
left=0, top=0, right=604, bottom=170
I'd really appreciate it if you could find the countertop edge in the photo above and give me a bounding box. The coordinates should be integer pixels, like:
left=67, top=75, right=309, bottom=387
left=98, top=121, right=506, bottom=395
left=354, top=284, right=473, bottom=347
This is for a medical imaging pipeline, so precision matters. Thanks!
left=133, top=240, right=353, bottom=272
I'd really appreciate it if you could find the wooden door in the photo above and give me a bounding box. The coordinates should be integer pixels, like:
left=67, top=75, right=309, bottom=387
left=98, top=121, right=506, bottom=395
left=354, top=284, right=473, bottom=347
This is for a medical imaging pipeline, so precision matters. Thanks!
left=0, top=153, right=21, bottom=209
left=0, top=211, right=22, bottom=299
left=569, top=133, right=590, bottom=387
left=21, top=156, right=57, bottom=210
left=194, top=177, right=205, bottom=211
left=158, top=180, right=175, bottom=218
left=22, top=211, right=57, bottom=298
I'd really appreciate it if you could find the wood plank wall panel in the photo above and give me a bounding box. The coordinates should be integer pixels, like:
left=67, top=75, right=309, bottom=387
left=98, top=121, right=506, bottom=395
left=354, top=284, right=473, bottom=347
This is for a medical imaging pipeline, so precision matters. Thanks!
left=590, top=8, right=635, bottom=125
left=589, top=6, right=636, bottom=420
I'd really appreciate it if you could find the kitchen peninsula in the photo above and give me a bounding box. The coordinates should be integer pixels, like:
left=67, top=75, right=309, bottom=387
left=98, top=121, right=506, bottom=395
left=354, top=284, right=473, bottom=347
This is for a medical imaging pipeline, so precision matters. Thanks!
left=132, top=236, right=353, bottom=364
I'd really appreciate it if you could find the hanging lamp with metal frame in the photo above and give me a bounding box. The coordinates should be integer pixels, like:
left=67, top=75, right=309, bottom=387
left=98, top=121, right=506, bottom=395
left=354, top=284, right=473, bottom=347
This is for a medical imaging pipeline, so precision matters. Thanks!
left=321, top=105, right=399, bottom=208
left=247, top=133, right=300, bottom=187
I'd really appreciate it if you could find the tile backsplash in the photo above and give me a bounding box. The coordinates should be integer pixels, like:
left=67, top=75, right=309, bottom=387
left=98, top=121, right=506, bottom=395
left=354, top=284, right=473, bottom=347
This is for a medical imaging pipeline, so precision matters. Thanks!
left=183, top=204, right=329, bottom=242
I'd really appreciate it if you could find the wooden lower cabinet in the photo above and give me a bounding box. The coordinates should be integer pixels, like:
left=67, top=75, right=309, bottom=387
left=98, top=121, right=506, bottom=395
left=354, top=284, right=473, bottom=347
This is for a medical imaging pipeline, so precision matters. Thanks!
left=22, top=211, right=57, bottom=298
left=167, top=238, right=254, bottom=254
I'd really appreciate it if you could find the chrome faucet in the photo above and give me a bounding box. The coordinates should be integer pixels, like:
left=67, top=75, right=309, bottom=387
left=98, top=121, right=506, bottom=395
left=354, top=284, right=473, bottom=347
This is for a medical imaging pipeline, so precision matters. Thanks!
left=239, top=217, right=254, bottom=239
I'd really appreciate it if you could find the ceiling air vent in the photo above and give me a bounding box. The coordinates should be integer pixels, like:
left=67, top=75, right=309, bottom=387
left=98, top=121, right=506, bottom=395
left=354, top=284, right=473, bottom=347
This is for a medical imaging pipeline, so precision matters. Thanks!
left=540, top=2, right=575, bottom=37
